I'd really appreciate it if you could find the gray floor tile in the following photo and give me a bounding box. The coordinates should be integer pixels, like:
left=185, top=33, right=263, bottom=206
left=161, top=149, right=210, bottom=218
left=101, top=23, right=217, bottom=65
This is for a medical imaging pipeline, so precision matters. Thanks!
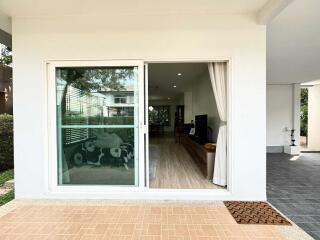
left=310, top=232, right=320, bottom=240
left=267, top=153, right=320, bottom=239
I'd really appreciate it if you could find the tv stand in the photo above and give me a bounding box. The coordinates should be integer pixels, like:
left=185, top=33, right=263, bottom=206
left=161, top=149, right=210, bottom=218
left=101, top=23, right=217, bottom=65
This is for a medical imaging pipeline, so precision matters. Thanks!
left=181, top=134, right=216, bottom=180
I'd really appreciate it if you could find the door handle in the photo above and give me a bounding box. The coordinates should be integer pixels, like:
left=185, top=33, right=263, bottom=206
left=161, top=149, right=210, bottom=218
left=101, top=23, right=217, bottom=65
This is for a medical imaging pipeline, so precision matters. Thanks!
left=139, top=122, right=148, bottom=133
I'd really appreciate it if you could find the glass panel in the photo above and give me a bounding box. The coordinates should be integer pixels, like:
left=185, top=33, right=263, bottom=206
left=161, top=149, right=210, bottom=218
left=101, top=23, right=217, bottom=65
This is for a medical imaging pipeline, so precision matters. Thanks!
left=56, top=66, right=139, bottom=185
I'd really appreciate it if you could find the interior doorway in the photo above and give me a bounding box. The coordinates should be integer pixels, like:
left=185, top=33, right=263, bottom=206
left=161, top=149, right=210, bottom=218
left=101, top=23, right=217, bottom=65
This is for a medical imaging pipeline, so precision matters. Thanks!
left=146, top=62, right=226, bottom=189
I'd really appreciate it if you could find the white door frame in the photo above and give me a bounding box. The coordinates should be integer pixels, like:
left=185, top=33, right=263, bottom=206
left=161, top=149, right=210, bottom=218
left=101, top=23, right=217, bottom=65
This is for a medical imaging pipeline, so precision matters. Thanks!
left=144, top=63, right=150, bottom=188
left=45, top=57, right=233, bottom=200
left=144, top=58, right=232, bottom=195
left=46, top=60, right=146, bottom=195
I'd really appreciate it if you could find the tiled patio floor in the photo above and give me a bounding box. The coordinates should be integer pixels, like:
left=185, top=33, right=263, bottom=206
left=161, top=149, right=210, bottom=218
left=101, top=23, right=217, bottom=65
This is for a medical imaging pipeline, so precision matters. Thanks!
left=0, top=200, right=312, bottom=240
left=267, top=153, right=320, bottom=239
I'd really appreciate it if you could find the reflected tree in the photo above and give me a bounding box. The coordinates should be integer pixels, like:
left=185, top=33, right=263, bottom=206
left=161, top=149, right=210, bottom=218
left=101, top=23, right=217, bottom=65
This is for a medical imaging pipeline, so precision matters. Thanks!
left=59, top=67, right=134, bottom=116
left=0, top=45, right=12, bottom=66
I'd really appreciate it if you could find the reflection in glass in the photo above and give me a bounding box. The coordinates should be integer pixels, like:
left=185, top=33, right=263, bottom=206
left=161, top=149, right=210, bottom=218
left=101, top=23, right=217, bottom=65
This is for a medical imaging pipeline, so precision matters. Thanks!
left=56, top=66, right=138, bottom=185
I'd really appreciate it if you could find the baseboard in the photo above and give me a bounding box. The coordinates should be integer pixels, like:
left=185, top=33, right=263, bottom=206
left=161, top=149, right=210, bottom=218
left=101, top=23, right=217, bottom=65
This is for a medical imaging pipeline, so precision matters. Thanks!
left=266, top=146, right=284, bottom=153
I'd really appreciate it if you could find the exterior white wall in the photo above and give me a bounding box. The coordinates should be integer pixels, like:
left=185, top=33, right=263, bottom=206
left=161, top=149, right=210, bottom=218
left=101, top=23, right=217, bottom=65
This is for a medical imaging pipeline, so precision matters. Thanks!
left=267, top=85, right=293, bottom=147
left=12, top=13, right=266, bottom=200
left=308, top=84, right=320, bottom=150
left=267, top=84, right=301, bottom=152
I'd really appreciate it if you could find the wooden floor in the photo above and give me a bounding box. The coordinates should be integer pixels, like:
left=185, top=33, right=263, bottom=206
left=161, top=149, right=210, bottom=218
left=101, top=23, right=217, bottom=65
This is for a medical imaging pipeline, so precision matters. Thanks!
left=149, top=135, right=223, bottom=189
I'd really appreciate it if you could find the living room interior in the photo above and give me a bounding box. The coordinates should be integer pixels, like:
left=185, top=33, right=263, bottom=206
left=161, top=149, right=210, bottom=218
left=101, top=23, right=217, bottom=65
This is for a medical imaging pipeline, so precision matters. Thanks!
left=148, top=62, right=227, bottom=189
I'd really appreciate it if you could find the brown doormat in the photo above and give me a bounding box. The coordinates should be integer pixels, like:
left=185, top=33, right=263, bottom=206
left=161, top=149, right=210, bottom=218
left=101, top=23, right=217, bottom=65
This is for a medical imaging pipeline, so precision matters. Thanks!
left=224, top=201, right=291, bottom=225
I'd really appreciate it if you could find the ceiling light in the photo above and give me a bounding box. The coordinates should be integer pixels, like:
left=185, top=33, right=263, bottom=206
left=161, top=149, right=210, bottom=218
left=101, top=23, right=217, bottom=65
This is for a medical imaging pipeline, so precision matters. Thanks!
left=173, top=85, right=177, bottom=88
left=177, top=73, right=182, bottom=76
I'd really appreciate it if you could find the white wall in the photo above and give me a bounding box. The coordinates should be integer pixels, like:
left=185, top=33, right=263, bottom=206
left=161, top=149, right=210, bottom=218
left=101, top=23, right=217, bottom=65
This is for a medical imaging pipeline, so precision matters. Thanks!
left=177, top=94, right=184, bottom=106
left=308, top=84, right=320, bottom=150
left=191, top=72, right=219, bottom=142
left=266, top=84, right=300, bottom=151
left=184, top=92, right=193, bottom=123
left=12, top=13, right=266, bottom=200
left=267, top=85, right=293, bottom=147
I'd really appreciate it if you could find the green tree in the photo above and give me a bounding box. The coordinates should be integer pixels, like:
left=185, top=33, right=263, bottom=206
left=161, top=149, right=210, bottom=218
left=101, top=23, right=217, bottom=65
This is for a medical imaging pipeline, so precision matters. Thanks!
left=59, top=67, right=131, bottom=94
left=58, top=67, right=134, bottom=143
left=58, top=67, right=133, bottom=120
left=0, top=45, right=12, bottom=66
left=0, top=114, right=14, bottom=171
left=300, top=88, right=308, bottom=136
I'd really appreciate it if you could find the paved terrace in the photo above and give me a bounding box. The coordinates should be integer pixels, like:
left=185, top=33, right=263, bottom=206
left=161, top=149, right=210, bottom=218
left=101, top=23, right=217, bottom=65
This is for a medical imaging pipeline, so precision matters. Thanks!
left=0, top=199, right=312, bottom=240
left=268, top=153, right=320, bottom=240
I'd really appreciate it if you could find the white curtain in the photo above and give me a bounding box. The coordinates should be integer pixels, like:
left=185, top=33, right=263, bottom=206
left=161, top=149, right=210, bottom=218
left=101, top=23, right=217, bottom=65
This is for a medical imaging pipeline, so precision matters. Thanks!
left=208, top=62, right=227, bottom=186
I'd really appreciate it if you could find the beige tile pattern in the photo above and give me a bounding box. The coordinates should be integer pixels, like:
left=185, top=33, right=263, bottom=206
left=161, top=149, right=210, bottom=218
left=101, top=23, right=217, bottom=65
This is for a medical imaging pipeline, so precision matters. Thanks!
left=0, top=202, right=289, bottom=240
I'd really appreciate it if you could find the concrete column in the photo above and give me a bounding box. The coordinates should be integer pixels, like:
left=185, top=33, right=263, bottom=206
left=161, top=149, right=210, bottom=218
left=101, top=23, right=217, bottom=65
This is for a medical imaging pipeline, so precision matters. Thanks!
left=308, top=84, right=320, bottom=150
left=292, top=83, right=300, bottom=146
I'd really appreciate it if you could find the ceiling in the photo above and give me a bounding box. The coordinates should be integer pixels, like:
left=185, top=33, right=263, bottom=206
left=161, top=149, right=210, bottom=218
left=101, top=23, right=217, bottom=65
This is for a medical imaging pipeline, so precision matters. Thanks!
left=0, top=0, right=270, bottom=17
left=148, top=63, right=207, bottom=101
left=267, top=0, right=320, bottom=84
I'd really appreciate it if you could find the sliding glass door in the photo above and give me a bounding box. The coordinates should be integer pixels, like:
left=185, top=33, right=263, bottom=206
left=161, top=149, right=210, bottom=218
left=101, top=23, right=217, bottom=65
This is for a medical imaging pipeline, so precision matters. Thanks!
left=51, top=61, right=144, bottom=187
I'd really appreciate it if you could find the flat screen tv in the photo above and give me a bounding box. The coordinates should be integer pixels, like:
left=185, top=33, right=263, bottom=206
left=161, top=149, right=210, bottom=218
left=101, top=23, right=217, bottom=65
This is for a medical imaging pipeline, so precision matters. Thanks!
left=195, top=114, right=207, bottom=144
